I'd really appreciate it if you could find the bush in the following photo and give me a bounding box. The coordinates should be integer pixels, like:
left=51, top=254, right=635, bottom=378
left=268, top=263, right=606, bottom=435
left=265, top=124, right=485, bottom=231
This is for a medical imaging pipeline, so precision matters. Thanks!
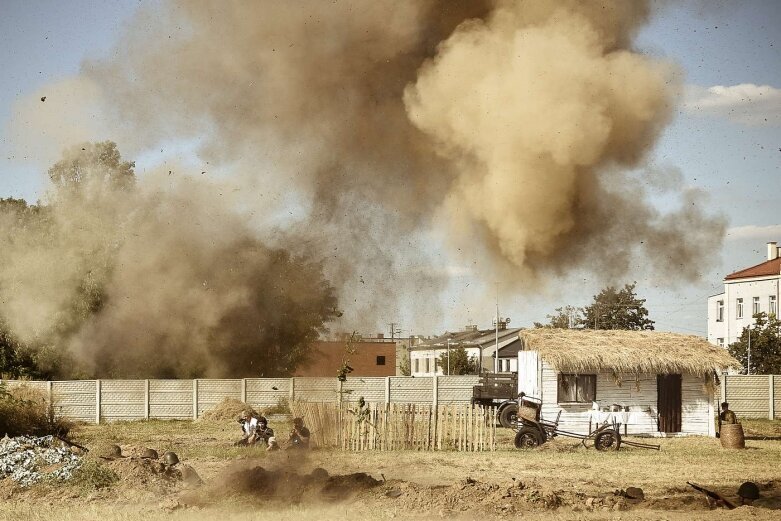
left=0, top=382, right=73, bottom=437
left=68, top=460, right=118, bottom=492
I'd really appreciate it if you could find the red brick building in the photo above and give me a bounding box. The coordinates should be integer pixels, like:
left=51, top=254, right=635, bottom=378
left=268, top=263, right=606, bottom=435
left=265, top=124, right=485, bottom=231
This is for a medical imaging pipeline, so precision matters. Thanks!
left=293, top=341, right=397, bottom=377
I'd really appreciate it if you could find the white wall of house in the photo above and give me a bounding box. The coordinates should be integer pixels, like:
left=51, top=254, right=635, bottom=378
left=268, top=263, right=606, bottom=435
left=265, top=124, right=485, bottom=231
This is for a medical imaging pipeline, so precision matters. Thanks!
left=707, top=276, right=780, bottom=347
left=517, top=356, right=715, bottom=436
left=409, top=347, right=481, bottom=376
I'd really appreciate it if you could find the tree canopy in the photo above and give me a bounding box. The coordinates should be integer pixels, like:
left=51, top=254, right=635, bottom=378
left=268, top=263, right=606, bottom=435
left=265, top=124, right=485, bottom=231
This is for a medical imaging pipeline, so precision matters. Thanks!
left=728, top=312, right=781, bottom=374
left=437, top=345, right=477, bottom=375
left=581, top=283, right=654, bottom=330
left=535, top=283, right=654, bottom=330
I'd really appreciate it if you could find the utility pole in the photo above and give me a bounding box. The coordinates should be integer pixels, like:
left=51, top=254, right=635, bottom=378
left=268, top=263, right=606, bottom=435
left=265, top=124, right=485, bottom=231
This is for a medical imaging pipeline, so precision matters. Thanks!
left=447, top=338, right=451, bottom=375
left=747, top=324, right=752, bottom=375
left=494, top=288, right=499, bottom=373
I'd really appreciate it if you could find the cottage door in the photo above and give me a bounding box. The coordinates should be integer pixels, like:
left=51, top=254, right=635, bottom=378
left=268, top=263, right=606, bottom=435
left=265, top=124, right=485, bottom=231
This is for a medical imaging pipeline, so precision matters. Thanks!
left=657, top=374, right=682, bottom=433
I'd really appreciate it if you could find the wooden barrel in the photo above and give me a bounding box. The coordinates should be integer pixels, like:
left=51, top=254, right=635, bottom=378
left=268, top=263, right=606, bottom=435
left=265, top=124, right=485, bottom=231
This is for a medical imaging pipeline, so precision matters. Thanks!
left=720, top=423, right=745, bottom=449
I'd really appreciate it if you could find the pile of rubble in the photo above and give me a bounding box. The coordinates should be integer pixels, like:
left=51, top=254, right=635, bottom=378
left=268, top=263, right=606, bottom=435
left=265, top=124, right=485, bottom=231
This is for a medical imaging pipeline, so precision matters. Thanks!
left=0, top=435, right=82, bottom=487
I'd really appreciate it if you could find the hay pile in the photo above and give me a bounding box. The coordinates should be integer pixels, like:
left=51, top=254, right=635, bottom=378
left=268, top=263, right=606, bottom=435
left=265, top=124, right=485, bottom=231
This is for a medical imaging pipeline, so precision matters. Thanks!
left=200, top=398, right=256, bottom=421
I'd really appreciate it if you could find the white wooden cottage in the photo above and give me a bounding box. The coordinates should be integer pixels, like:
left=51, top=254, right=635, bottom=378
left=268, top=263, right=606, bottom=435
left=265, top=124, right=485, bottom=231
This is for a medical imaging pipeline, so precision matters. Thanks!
left=516, top=329, right=739, bottom=437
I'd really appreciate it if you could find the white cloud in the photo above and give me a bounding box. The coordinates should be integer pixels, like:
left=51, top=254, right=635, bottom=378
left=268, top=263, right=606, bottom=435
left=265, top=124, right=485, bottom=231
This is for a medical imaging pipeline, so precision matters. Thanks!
left=725, top=224, right=781, bottom=241
left=683, top=83, right=781, bottom=126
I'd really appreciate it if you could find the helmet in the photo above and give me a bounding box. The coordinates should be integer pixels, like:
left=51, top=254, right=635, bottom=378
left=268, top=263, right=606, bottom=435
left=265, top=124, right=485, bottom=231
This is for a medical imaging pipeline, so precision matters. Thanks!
left=737, top=482, right=760, bottom=500
left=257, top=416, right=268, bottom=426
left=140, top=448, right=159, bottom=459
left=100, top=444, right=123, bottom=459
left=163, top=451, right=180, bottom=466
left=293, top=417, right=304, bottom=426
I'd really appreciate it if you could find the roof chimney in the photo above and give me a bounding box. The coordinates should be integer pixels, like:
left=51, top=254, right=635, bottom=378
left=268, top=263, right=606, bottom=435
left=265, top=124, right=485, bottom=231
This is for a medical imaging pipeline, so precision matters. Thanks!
left=768, top=241, right=779, bottom=261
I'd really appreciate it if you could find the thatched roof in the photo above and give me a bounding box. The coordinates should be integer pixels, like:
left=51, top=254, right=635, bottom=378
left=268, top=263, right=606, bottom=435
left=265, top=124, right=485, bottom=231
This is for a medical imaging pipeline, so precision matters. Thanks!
left=519, top=329, right=739, bottom=376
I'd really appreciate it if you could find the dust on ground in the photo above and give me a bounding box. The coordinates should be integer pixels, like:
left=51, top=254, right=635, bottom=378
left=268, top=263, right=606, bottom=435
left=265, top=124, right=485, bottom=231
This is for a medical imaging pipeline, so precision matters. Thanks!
left=1, top=419, right=780, bottom=520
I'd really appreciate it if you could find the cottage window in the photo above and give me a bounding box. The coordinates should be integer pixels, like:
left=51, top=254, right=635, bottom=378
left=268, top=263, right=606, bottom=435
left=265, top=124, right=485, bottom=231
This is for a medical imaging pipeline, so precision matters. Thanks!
left=736, top=298, right=743, bottom=319
left=770, top=295, right=777, bottom=316
left=557, top=374, right=596, bottom=403
left=716, top=300, right=724, bottom=322
left=753, top=297, right=760, bottom=315
left=376, top=355, right=386, bottom=366
left=414, top=358, right=419, bottom=374
left=717, top=338, right=724, bottom=348
left=425, top=358, right=430, bottom=373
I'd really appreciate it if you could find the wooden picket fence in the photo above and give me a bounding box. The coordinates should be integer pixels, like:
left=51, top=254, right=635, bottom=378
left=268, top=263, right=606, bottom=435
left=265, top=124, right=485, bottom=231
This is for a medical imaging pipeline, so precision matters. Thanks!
left=290, top=401, right=497, bottom=451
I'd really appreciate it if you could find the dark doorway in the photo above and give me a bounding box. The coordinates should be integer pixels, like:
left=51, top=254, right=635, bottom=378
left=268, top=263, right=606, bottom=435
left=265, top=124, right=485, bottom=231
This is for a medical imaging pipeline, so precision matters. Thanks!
left=657, top=374, right=682, bottom=433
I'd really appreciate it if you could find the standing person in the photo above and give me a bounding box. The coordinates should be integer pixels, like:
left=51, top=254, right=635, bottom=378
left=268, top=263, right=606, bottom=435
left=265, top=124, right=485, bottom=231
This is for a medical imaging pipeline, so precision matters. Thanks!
left=255, top=416, right=275, bottom=447
left=235, top=410, right=259, bottom=446
left=717, top=402, right=738, bottom=437
left=288, top=417, right=311, bottom=449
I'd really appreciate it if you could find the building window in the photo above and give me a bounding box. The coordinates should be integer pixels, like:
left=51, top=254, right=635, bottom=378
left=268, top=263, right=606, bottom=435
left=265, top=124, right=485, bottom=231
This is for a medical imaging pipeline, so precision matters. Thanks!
left=716, top=300, right=724, bottom=322
left=414, top=358, right=419, bottom=374
left=425, top=358, right=430, bottom=373
left=376, top=355, right=386, bottom=366
left=736, top=298, right=743, bottom=319
left=753, top=296, right=760, bottom=315
left=770, top=295, right=777, bottom=316
left=557, top=374, right=596, bottom=403
left=717, top=338, right=724, bottom=348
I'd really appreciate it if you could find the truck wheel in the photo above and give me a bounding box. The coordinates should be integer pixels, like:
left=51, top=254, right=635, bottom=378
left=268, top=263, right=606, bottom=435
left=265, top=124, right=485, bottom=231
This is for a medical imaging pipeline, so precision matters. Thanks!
left=514, top=427, right=542, bottom=449
left=499, top=404, right=518, bottom=428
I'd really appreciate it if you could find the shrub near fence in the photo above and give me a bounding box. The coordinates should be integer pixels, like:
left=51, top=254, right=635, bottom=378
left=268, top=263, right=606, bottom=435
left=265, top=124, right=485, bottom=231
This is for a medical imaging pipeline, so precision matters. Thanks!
left=291, top=401, right=498, bottom=452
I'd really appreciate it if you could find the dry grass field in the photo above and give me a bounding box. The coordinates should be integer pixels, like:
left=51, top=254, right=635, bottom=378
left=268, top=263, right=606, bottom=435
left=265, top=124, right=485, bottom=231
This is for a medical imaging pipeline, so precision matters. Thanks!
left=1, top=417, right=780, bottom=521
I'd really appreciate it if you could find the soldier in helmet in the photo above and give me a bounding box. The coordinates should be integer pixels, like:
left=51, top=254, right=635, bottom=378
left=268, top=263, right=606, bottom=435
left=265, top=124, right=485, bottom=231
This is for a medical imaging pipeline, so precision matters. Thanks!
left=717, top=402, right=738, bottom=437
left=288, top=417, right=311, bottom=449
left=160, top=451, right=181, bottom=480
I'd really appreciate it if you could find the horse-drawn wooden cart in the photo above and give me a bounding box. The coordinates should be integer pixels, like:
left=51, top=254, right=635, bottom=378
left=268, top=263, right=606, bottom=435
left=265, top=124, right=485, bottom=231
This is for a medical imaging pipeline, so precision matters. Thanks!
left=512, top=396, right=660, bottom=451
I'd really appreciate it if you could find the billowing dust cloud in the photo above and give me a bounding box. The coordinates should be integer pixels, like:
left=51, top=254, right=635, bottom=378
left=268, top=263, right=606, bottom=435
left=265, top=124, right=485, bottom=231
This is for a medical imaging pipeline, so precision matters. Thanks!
left=1, top=1, right=725, bottom=376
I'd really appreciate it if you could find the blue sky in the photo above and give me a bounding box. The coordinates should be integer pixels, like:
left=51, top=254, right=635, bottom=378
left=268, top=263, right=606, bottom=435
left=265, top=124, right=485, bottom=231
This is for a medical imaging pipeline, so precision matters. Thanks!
left=0, top=0, right=779, bottom=336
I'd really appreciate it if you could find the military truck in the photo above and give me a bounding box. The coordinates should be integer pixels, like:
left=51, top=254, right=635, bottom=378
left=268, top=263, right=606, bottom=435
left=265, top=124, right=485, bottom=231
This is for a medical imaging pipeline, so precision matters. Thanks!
left=471, top=372, right=519, bottom=428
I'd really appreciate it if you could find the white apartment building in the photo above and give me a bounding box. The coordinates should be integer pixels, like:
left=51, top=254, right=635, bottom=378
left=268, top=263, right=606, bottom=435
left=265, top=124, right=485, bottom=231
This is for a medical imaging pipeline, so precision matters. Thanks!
left=707, top=241, right=781, bottom=347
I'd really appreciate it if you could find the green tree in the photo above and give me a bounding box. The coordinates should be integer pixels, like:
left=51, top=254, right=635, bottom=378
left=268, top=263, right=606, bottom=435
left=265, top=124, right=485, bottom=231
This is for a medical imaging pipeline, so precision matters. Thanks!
left=728, top=312, right=781, bottom=374
left=534, top=305, right=583, bottom=329
left=48, top=141, right=135, bottom=193
left=438, top=346, right=477, bottom=375
left=580, top=282, right=654, bottom=330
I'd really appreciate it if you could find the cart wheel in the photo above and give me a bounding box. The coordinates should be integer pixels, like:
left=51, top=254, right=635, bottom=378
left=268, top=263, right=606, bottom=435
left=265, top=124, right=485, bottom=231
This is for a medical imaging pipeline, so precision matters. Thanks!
left=514, top=427, right=543, bottom=449
left=594, top=430, right=621, bottom=451
left=499, top=404, right=518, bottom=428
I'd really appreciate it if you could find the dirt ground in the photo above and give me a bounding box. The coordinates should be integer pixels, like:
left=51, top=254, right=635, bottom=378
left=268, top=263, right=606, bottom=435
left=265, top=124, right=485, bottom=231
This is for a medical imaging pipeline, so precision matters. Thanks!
left=1, top=418, right=780, bottom=521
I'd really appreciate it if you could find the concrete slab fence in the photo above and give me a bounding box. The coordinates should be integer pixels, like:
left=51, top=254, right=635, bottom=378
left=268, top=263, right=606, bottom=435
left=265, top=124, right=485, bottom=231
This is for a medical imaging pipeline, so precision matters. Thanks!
left=1, top=376, right=479, bottom=424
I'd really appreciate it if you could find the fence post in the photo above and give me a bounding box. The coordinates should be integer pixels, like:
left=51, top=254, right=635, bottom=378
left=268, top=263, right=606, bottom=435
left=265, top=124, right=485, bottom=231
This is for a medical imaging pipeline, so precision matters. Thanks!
left=385, top=377, right=391, bottom=405
left=192, top=379, right=199, bottom=420
left=770, top=375, right=775, bottom=420
left=46, top=381, right=53, bottom=406
left=289, top=377, right=295, bottom=402
left=337, top=378, right=343, bottom=404
left=95, top=379, right=101, bottom=425
left=720, top=372, right=727, bottom=404
left=144, top=379, right=150, bottom=420
left=241, top=378, right=247, bottom=403
left=432, top=375, right=439, bottom=450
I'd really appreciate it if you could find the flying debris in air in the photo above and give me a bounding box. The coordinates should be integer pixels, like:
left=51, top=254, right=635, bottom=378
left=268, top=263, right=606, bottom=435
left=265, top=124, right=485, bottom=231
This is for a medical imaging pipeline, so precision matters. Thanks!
left=40, top=96, right=46, bottom=102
